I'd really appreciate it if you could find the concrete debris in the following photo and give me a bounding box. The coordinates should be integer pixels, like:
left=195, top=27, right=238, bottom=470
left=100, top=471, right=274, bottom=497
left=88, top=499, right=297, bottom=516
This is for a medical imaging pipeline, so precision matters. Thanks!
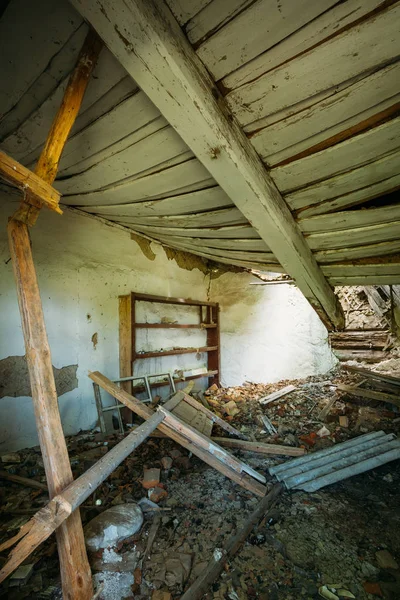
left=143, top=467, right=161, bottom=489
left=84, top=504, right=144, bottom=551
left=1, top=366, right=399, bottom=600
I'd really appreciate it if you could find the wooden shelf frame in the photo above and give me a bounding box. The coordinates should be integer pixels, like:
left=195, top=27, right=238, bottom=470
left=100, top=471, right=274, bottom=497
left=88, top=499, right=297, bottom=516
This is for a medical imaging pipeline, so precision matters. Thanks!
left=119, top=292, right=220, bottom=403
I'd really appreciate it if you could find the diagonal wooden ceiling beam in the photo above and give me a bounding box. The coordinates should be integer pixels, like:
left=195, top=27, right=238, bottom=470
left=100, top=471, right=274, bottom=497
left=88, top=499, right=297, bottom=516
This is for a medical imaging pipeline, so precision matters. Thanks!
left=70, top=0, right=345, bottom=330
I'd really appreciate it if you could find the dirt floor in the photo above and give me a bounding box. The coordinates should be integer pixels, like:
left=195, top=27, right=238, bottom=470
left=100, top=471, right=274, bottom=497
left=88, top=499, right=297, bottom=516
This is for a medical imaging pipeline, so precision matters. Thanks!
left=1, top=366, right=400, bottom=599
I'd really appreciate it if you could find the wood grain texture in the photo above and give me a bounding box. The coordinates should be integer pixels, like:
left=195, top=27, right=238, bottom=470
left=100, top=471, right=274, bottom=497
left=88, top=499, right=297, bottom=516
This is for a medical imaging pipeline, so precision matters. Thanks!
left=307, top=221, right=400, bottom=251
left=62, top=158, right=213, bottom=206
left=252, top=63, right=400, bottom=166
left=226, top=3, right=400, bottom=126
left=315, top=240, right=400, bottom=263
left=0, top=151, right=61, bottom=212
left=223, top=0, right=386, bottom=90
left=286, top=150, right=400, bottom=214
left=272, top=116, right=400, bottom=193
left=70, top=0, right=344, bottom=329
left=196, top=0, right=335, bottom=81
left=82, top=186, right=233, bottom=216
left=115, top=207, right=246, bottom=228
left=299, top=203, right=400, bottom=235
left=7, top=219, right=92, bottom=599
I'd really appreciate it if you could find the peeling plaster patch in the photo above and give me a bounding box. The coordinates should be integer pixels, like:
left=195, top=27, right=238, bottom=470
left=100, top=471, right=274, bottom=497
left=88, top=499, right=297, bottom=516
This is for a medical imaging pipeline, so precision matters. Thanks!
left=163, top=246, right=208, bottom=274
left=130, top=233, right=156, bottom=261
left=92, top=332, right=98, bottom=350
left=0, top=356, right=78, bottom=399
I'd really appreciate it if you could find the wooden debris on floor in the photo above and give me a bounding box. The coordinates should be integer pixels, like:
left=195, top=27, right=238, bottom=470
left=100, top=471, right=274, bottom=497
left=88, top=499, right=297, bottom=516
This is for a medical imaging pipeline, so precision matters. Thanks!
left=259, top=385, right=297, bottom=405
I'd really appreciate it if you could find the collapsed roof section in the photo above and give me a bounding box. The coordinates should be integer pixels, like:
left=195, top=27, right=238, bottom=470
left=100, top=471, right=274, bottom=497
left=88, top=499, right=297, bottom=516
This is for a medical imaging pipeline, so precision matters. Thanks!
left=1, top=0, right=400, bottom=329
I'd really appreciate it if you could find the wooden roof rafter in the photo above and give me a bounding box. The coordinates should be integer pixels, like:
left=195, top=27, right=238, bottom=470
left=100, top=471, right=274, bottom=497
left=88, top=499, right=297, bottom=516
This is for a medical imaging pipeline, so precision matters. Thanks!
left=70, top=0, right=345, bottom=330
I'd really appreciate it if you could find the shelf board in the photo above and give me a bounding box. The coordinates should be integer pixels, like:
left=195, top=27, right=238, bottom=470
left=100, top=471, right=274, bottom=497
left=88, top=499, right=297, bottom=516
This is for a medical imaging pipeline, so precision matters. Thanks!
left=135, top=346, right=218, bottom=359
left=134, top=322, right=217, bottom=329
left=133, top=292, right=217, bottom=307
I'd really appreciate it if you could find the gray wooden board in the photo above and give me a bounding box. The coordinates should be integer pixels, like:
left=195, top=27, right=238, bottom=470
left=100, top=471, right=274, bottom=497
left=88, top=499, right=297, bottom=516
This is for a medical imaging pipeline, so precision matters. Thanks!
left=223, top=0, right=385, bottom=90
left=226, top=4, right=400, bottom=126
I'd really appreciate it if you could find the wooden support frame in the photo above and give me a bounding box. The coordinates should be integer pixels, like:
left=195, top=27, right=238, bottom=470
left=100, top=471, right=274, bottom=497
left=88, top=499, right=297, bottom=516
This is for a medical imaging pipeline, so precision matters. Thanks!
left=2, top=29, right=102, bottom=600
left=70, top=0, right=345, bottom=330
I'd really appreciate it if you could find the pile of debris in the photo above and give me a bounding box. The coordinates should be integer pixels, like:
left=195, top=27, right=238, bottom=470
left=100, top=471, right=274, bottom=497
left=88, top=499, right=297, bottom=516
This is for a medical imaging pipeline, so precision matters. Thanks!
left=1, top=366, right=400, bottom=599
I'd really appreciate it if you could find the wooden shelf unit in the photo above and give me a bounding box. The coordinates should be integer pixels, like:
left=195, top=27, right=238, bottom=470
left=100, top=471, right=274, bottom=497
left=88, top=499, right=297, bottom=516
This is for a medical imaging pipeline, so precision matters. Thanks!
left=119, top=292, right=220, bottom=396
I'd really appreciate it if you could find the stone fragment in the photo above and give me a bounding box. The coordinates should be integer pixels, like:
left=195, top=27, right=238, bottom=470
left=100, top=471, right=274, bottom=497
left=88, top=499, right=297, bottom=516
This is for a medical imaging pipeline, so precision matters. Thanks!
left=1, top=452, right=20, bottom=463
left=376, top=549, right=399, bottom=570
left=143, top=467, right=161, bottom=489
left=161, top=456, right=173, bottom=470
left=339, top=415, right=349, bottom=427
left=84, top=504, right=143, bottom=552
left=152, top=591, right=172, bottom=600
left=223, top=400, right=240, bottom=417
left=363, top=581, right=383, bottom=596
left=149, top=486, right=168, bottom=503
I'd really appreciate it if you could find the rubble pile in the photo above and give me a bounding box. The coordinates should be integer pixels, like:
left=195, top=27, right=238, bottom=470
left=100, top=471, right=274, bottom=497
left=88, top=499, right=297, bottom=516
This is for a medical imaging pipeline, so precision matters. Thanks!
left=0, top=367, right=400, bottom=599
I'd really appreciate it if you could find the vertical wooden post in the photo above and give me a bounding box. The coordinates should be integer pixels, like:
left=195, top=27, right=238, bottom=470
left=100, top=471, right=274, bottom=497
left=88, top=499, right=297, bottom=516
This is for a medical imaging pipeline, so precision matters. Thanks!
left=207, top=304, right=221, bottom=386
left=8, top=220, right=93, bottom=599
left=5, top=29, right=102, bottom=599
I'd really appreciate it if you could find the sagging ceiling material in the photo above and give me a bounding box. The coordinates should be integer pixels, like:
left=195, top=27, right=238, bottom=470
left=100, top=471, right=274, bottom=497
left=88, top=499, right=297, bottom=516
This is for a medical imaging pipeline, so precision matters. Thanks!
left=1, top=0, right=400, bottom=327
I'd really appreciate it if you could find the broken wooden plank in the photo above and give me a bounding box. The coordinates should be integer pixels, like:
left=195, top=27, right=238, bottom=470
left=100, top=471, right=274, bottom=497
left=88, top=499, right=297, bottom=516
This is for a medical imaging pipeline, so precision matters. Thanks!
left=0, top=151, right=62, bottom=213
left=342, top=365, right=400, bottom=387
left=0, top=412, right=165, bottom=583
left=212, top=438, right=305, bottom=457
left=89, top=371, right=267, bottom=497
left=0, top=470, right=47, bottom=492
left=259, top=385, right=296, bottom=405
left=180, top=483, right=283, bottom=600
left=337, top=384, right=400, bottom=409
left=318, top=397, right=337, bottom=422
left=260, top=414, right=277, bottom=435
left=181, top=391, right=248, bottom=440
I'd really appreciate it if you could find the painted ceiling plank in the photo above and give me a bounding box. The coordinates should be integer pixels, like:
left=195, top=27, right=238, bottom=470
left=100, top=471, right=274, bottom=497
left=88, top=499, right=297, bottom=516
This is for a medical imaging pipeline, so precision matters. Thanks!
left=272, top=116, right=400, bottom=193
left=299, top=203, right=400, bottom=235
left=70, top=76, right=137, bottom=137
left=186, top=0, right=253, bottom=45
left=81, top=186, right=233, bottom=216
left=55, top=127, right=191, bottom=193
left=322, top=263, right=400, bottom=278
left=286, top=150, right=400, bottom=213
left=152, top=236, right=277, bottom=263
left=0, top=24, right=88, bottom=140
left=166, top=0, right=212, bottom=25
left=62, top=158, right=213, bottom=206
left=57, top=91, right=161, bottom=172
left=252, top=63, right=400, bottom=166
left=71, top=0, right=344, bottom=329
left=146, top=235, right=269, bottom=252
left=127, top=224, right=261, bottom=239
left=196, top=0, right=335, bottom=81
left=315, top=240, right=400, bottom=264
left=146, top=234, right=284, bottom=271
left=2, top=48, right=134, bottom=168
left=307, top=221, right=400, bottom=251
left=226, top=3, right=400, bottom=126
left=114, top=207, right=246, bottom=228
left=329, top=275, right=400, bottom=286
left=58, top=117, right=171, bottom=178
left=0, top=0, right=83, bottom=117
left=223, top=0, right=386, bottom=90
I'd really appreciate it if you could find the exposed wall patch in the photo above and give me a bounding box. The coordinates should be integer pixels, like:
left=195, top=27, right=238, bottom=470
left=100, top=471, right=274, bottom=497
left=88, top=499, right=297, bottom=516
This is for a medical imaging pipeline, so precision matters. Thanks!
left=0, top=356, right=78, bottom=399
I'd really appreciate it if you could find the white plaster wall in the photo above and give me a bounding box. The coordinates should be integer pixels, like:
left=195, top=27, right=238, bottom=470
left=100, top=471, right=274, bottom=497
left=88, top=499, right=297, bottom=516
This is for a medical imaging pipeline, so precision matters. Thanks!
left=210, top=271, right=337, bottom=387
left=0, top=192, right=209, bottom=451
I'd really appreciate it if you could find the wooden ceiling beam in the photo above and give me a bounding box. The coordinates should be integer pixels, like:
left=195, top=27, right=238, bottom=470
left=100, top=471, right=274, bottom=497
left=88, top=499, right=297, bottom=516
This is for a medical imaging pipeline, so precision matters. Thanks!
left=70, top=0, right=344, bottom=330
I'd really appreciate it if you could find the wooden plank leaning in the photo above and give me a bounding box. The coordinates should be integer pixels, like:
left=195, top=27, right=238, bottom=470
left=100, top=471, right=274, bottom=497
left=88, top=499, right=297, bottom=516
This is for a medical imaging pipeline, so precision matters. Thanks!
left=0, top=412, right=165, bottom=584
left=89, top=371, right=267, bottom=497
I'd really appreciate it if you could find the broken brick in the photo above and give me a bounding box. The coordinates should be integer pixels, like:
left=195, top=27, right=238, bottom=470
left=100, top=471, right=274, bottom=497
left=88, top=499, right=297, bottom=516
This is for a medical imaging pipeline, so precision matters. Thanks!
left=142, top=467, right=160, bottom=490
left=148, top=486, right=168, bottom=503
left=223, top=400, right=240, bottom=417
left=339, top=415, right=349, bottom=428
